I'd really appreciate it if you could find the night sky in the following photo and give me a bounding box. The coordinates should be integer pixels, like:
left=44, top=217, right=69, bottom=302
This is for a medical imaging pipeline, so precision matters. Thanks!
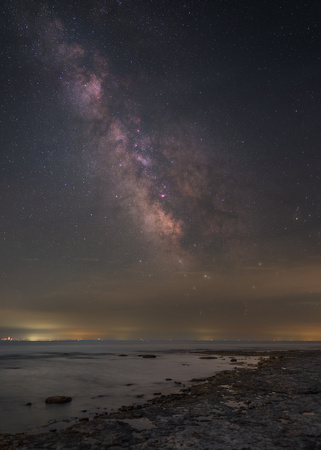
left=1, top=0, right=321, bottom=341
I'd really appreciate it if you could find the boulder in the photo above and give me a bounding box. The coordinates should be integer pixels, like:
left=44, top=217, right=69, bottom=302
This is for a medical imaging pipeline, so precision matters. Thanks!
left=45, top=396, right=72, bottom=404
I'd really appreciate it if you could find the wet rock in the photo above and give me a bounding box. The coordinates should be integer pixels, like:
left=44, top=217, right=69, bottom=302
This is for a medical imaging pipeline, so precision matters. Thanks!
left=45, top=396, right=72, bottom=404
left=118, top=354, right=128, bottom=357
left=138, top=354, right=157, bottom=358
left=24, top=402, right=32, bottom=406
left=199, top=356, right=218, bottom=359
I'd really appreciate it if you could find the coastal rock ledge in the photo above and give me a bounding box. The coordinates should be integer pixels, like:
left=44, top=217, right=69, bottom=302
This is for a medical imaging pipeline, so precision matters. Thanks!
left=45, top=396, right=72, bottom=404
left=2, top=350, right=321, bottom=449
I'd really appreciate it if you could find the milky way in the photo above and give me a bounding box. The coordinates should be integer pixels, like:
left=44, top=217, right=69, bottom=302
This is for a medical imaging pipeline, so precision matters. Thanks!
left=19, top=4, right=254, bottom=272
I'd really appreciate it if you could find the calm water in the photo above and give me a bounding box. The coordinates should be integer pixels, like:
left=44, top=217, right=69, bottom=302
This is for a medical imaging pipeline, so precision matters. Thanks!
left=1, top=340, right=321, bottom=434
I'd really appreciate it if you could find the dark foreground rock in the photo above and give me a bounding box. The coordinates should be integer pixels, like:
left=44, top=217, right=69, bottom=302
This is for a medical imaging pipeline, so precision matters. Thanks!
left=2, top=350, right=321, bottom=449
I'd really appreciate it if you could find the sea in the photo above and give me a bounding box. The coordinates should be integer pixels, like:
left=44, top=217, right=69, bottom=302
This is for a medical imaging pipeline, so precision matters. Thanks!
left=1, top=339, right=321, bottom=434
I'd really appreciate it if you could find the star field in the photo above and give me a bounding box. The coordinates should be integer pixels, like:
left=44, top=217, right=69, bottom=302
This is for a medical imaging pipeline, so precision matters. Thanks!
left=1, top=0, right=321, bottom=340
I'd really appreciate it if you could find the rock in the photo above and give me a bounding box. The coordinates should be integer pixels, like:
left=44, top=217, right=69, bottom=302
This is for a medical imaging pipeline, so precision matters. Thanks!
left=118, top=354, right=128, bottom=356
left=24, top=402, right=32, bottom=406
left=166, top=378, right=172, bottom=381
left=138, top=354, right=157, bottom=358
left=230, top=358, right=237, bottom=362
left=191, top=385, right=211, bottom=395
left=199, top=356, right=218, bottom=359
left=79, top=417, right=89, bottom=422
left=45, top=396, right=72, bottom=404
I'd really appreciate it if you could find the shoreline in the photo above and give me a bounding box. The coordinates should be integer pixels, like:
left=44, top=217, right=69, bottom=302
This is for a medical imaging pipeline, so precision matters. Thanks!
left=1, top=350, right=321, bottom=448
left=0, top=348, right=265, bottom=435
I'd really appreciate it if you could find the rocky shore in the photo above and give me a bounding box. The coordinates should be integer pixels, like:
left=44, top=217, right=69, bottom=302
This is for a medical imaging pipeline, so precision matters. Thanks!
left=1, top=350, right=321, bottom=449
